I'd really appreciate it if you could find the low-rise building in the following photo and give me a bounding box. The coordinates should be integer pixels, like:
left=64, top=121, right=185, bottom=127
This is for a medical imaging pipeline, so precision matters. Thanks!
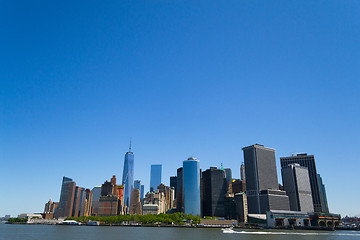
left=267, top=210, right=311, bottom=228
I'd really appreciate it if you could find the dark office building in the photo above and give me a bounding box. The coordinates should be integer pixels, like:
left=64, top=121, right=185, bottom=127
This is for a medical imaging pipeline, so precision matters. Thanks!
left=202, top=167, right=227, bottom=217
left=259, top=189, right=290, bottom=213
left=176, top=167, right=184, bottom=212
left=54, top=176, right=76, bottom=218
left=231, top=179, right=246, bottom=194
left=280, top=153, right=327, bottom=213
left=101, top=181, right=114, bottom=196
left=170, top=176, right=177, bottom=198
left=243, top=144, right=289, bottom=214
left=224, top=195, right=236, bottom=220
left=224, top=168, right=232, bottom=183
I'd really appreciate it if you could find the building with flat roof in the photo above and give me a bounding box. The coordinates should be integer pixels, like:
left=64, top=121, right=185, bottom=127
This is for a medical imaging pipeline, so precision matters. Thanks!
left=280, top=153, right=327, bottom=213
left=176, top=167, right=184, bottom=212
left=54, top=177, right=76, bottom=218
left=318, top=174, right=329, bottom=213
left=170, top=176, right=177, bottom=197
left=243, top=144, right=289, bottom=214
left=91, top=186, right=101, bottom=216
left=282, top=163, right=314, bottom=213
left=150, top=164, right=162, bottom=192
left=183, top=157, right=201, bottom=216
left=202, top=167, right=227, bottom=217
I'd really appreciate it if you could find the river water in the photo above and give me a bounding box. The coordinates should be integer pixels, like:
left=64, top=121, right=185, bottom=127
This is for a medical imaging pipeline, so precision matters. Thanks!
left=0, top=224, right=359, bottom=240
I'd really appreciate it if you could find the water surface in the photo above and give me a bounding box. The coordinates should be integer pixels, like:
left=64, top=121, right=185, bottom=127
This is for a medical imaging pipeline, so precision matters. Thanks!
left=0, top=224, right=359, bottom=240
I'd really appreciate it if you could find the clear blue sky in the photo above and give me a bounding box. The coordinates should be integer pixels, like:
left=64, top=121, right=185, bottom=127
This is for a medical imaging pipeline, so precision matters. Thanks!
left=1, top=1, right=359, bottom=217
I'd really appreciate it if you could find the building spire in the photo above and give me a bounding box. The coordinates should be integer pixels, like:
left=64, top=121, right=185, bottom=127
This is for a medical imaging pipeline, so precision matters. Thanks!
left=129, top=137, right=132, bottom=152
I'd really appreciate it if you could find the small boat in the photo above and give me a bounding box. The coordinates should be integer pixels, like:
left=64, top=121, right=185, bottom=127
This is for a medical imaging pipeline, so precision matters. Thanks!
left=222, top=227, right=236, bottom=233
left=61, top=220, right=81, bottom=225
left=87, top=220, right=100, bottom=226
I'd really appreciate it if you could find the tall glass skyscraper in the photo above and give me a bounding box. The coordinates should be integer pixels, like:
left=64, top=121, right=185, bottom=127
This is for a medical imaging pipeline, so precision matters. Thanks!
left=150, top=164, right=162, bottom=192
left=183, top=157, right=201, bottom=216
left=140, top=185, right=144, bottom=202
left=122, top=143, right=134, bottom=208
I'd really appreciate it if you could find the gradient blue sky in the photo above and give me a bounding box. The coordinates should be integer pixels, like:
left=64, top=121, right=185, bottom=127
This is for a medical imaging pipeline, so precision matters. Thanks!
left=1, top=1, right=359, bottom=217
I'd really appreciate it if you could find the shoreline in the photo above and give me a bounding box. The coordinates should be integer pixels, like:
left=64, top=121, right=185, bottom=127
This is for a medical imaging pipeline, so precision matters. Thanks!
left=5, top=222, right=359, bottom=231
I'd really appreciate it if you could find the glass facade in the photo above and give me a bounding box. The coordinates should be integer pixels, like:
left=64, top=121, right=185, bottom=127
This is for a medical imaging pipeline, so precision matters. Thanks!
left=122, top=151, right=134, bottom=208
left=150, top=164, right=162, bottom=192
left=134, top=180, right=141, bottom=191
left=140, top=185, right=144, bottom=202
left=183, top=157, right=201, bottom=216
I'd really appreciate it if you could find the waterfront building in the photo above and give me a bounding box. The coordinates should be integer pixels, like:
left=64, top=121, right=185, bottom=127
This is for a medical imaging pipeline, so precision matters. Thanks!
left=150, top=164, right=162, bottom=192
left=142, top=191, right=166, bottom=214
left=54, top=176, right=76, bottom=218
left=202, top=167, right=227, bottom=217
left=259, top=189, right=290, bottom=212
left=44, top=200, right=58, bottom=214
left=122, top=142, right=134, bottom=209
left=280, top=153, right=327, bottom=213
left=72, top=186, right=83, bottom=217
left=243, top=144, right=289, bottom=214
left=235, top=192, right=248, bottom=223
left=183, top=157, right=201, bottom=216
left=98, top=176, right=123, bottom=216
left=176, top=167, right=184, bottom=212
left=267, top=210, right=311, bottom=228
left=170, top=176, right=177, bottom=197
left=282, top=163, right=314, bottom=212
left=240, top=162, right=246, bottom=181
left=83, top=189, right=92, bottom=216
left=318, top=174, right=329, bottom=213
left=224, top=194, right=236, bottom=220
left=91, top=186, right=101, bottom=216
left=130, top=188, right=142, bottom=215
left=98, top=196, right=120, bottom=216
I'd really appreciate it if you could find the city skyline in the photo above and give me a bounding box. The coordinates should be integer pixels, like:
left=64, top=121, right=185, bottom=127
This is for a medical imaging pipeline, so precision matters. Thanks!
left=1, top=1, right=360, bottom=217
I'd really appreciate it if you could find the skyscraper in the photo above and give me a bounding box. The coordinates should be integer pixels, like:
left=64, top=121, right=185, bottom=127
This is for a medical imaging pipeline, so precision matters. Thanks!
left=243, top=144, right=290, bottom=214
left=130, top=188, right=142, bottom=215
left=134, top=180, right=141, bottom=191
left=122, top=142, right=134, bottom=209
left=318, top=174, right=329, bottom=213
left=240, top=162, right=246, bottom=181
left=150, top=164, right=162, bottom=192
left=140, top=185, right=145, bottom=203
left=91, top=186, right=101, bottom=216
left=176, top=167, right=184, bottom=212
left=54, top=176, right=76, bottom=218
left=202, top=167, right=227, bottom=217
left=280, top=153, right=326, bottom=213
left=183, top=157, right=201, bottom=216
left=170, top=176, right=177, bottom=198
left=281, top=163, right=314, bottom=212
left=224, top=168, right=232, bottom=184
